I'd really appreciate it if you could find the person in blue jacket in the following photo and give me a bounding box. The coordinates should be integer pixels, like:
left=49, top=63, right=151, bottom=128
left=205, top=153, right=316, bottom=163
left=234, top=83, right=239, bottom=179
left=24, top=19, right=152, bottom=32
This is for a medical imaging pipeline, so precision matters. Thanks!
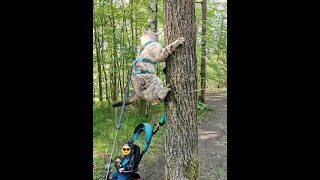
left=112, top=141, right=138, bottom=180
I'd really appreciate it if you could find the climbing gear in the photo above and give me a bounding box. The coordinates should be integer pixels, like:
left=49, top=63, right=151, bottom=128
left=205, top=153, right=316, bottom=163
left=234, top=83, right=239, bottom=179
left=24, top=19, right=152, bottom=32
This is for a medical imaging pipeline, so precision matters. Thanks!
left=105, top=67, right=133, bottom=180
left=132, top=42, right=157, bottom=75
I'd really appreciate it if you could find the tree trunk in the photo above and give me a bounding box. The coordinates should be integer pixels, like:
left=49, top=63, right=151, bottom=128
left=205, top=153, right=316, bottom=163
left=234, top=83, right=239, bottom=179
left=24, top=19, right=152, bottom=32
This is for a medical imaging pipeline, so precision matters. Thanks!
left=148, top=0, right=157, bottom=32
left=120, top=0, right=125, bottom=100
left=111, top=11, right=118, bottom=102
left=109, top=63, right=114, bottom=102
left=130, top=0, right=135, bottom=57
left=93, top=23, right=103, bottom=104
left=164, top=0, right=199, bottom=179
left=199, top=0, right=207, bottom=104
left=149, top=0, right=160, bottom=82
left=102, top=65, right=111, bottom=109
left=118, top=61, right=123, bottom=100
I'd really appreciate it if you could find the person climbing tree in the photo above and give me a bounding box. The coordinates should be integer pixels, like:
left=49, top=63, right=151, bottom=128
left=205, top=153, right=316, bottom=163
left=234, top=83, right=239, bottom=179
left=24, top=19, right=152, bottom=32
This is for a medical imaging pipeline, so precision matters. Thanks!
left=164, top=0, right=199, bottom=179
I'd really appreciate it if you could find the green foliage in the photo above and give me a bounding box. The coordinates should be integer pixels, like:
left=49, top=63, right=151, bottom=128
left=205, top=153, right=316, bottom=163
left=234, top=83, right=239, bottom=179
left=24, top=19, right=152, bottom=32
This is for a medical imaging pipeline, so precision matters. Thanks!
left=197, top=101, right=209, bottom=124
left=93, top=156, right=106, bottom=180
left=93, top=0, right=227, bottom=104
left=197, top=101, right=207, bottom=111
left=195, top=1, right=227, bottom=92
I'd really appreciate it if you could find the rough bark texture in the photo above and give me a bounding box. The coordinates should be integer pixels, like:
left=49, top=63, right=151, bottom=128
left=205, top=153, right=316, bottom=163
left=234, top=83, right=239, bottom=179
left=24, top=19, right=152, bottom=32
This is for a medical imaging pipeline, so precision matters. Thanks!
left=148, top=0, right=157, bottom=32
left=111, top=15, right=118, bottom=102
left=199, top=0, right=207, bottom=104
left=164, top=0, right=199, bottom=179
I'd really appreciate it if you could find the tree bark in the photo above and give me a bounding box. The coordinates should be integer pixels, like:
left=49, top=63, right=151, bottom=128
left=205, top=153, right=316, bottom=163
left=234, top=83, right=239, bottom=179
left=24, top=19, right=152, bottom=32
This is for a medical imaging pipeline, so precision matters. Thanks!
left=111, top=9, right=118, bottom=102
left=199, top=0, right=207, bottom=104
left=164, top=0, right=199, bottom=179
left=148, top=0, right=157, bottom=32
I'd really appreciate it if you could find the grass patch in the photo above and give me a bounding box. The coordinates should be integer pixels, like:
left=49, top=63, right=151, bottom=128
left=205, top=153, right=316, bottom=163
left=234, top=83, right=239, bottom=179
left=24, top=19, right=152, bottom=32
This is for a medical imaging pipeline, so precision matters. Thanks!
left=197, top=101, right=209, bottom=124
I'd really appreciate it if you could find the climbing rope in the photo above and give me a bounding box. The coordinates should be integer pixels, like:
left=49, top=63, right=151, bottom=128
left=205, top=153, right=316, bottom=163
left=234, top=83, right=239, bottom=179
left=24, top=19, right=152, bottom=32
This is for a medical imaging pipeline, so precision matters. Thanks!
left=105, top=67, right=132, bottom=179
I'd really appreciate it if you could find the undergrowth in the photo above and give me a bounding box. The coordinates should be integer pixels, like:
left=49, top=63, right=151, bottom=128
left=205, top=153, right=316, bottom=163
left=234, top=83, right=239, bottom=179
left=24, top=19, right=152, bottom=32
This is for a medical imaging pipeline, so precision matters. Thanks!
left=197, top=101, right=209, bottom=124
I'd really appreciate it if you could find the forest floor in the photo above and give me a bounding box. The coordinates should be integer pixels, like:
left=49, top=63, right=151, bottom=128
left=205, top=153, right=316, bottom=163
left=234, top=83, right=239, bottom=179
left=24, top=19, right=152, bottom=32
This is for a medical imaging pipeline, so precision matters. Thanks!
left=138, top=92, right=227, bottom=180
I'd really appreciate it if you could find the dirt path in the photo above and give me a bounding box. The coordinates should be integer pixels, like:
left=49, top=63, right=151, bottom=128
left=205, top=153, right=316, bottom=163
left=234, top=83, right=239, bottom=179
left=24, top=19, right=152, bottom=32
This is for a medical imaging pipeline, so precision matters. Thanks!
left=198, top=92, right=227, bottom=180
left=138, top=92, right=227, bottom=180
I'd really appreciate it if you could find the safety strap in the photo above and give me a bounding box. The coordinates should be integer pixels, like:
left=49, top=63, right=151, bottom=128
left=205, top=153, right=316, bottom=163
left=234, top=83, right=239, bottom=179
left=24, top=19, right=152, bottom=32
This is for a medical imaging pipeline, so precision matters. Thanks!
left=132, top=42, right=157, bottom=75
left=121, top=158, right=130, bottom=167
left=105, top=69, right=133, bottom=180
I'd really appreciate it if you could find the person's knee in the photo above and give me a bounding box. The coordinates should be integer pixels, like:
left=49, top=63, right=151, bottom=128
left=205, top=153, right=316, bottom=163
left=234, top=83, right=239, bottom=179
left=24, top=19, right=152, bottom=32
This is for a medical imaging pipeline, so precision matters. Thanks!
left=118, top=173, right=132, bottom=180
left=112, top=172, right=118, bottom=179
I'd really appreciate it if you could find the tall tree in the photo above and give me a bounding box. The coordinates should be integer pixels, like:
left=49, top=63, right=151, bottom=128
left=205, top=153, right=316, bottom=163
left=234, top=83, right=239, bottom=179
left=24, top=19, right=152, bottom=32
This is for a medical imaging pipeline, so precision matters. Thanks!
left=102, top=65, right=111, bottom=109
left=93, top=16, right=103, bottom=104
left=199, top=0, right=207, bottom=103
left=110, top=6, right=118, bottom=102
left=164, top=0, right=199, bottom=179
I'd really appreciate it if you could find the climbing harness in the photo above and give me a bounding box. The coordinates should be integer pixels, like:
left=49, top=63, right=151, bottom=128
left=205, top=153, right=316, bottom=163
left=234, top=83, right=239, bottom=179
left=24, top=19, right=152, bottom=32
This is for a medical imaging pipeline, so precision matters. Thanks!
left=132, top=41, right=157, bottom=75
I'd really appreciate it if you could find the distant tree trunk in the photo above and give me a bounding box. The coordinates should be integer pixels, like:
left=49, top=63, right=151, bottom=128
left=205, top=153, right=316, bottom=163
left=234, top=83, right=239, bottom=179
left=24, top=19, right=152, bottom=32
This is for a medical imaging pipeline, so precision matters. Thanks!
left=109, top=63, right=114, bottom=102
left=118, top=61, right=123, bottom=100
left=93, top=23, right=103, bottom=104
left=121, top=25, right=125, bottom=100
left=199, top=0, right=207, bottom=103
left=164, top=0, right=199, bottom=179
left=135, top=21, right=138, bottom=50
left=149, top=0, right=161, bottom=81
left=215, top=16, right=225, bottom=88
left=130, top=0, right=135, bottom=54
left=111, top=12, right=118, bottom=102
left=120, top=0, right=125, bottom=100
left=148, top=0, right=157, bottom=32
left=102, top=65, right=111, bottom=109
left=128, top=0, right=136, bottom=106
